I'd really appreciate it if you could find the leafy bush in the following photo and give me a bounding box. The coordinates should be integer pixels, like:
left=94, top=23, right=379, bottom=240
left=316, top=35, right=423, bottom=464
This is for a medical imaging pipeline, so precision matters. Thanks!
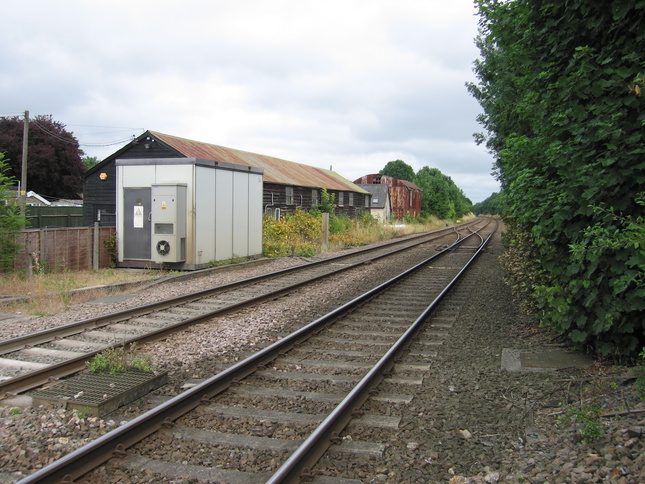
left=86, top=343, right=155, bottom=376
left=0, top=154, right=25, bottom=272
left=471, top=0, right=645, bottom=355
left=263, top=210, right=322, bottom=257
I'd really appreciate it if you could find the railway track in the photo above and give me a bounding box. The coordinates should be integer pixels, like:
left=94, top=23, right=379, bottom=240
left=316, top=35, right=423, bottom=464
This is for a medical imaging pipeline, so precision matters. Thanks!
left=0, top=220, right=483, bottom=398
left=17, top=218, right=497, bottom=483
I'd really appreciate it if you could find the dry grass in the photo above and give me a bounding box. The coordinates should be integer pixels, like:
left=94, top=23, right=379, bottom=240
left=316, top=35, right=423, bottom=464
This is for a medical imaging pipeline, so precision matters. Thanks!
left=0, top=269, right=159, bottom=316
left=322, top=215, right=475, bottom=254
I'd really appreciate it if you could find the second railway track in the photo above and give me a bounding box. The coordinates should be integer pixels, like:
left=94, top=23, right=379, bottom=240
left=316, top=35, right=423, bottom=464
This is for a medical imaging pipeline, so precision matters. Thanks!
left=17, top=218, right=498, bottom=483
left=0, top=220, right=483, bottom=397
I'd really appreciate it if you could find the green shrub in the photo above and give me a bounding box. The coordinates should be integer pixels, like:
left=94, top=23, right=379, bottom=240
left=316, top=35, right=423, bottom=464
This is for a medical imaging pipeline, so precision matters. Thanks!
left=86, top=343, right=155, bottom=376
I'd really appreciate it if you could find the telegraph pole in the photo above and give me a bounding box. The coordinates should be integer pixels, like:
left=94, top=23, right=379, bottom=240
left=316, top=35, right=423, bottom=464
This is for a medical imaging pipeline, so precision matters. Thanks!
left=20, top=110, right=29, bottom=219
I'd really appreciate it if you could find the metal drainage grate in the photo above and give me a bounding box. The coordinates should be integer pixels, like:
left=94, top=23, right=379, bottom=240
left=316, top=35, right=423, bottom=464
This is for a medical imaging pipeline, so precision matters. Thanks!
left=32, top=369, right=168, bottom=417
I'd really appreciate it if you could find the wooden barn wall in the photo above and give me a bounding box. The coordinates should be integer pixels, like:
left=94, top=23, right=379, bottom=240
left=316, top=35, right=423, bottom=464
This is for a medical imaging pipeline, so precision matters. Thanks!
left=83, top=161, right=117, bottom=226
left=82, top=141, right=181, bottom=226
left=11, top=226, right=116, bottom=273
left=263, top=183, right=367, bottom=218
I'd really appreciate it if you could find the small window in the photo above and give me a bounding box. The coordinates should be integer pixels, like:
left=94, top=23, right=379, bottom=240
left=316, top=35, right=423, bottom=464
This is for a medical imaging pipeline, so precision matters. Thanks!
left=312, top=189, right=319, bottom=207
left=286, top=186, right=294, bottom=205
left=373, top=198, right=379, bottom=204
left=348, top=193, right=354, bottom=206
left=337, top=192, right=344, bottom=207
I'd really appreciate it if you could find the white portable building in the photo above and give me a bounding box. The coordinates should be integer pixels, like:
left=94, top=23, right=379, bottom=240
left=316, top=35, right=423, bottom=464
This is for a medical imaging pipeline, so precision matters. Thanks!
left=116, top=157, right=263, bottom=270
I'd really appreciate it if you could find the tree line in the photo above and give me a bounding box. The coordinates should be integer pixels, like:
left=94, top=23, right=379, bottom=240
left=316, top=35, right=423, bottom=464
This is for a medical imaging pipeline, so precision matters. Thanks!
left=470, top=0, right=644, bottom=355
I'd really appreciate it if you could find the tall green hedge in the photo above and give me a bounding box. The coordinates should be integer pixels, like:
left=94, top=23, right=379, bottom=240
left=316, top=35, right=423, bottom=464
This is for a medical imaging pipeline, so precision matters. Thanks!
left=470, top=0, right=645, bottom=355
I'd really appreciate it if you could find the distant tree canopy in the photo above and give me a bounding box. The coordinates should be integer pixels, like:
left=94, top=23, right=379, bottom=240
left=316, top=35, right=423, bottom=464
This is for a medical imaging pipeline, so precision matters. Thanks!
left=0, top=115, right=86, bottom=199
left=414, top=166, right=471, bottom=220
left=82, top=156, right=100, bottom=170
left=380, top=159, right=415, bottom=182
left=469, top=0, right=645, bottom=354
left=472, top=192, right=504, bottom=215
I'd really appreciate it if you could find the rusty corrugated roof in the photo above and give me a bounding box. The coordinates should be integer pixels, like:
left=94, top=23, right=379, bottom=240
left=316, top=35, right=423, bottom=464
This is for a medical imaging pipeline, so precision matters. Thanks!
left=149, top=131, right=368, bottom=194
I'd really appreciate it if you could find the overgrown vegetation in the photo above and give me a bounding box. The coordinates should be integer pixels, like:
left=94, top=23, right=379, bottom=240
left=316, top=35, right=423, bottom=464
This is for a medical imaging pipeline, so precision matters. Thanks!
left=103, top=234, right=118, bottom=268
left=558, top=402, right=605, bottom=443
left=0, top=153, right=25, bottom=272
left=86, top=343, right=155, bottom=376
left=207, top=256, right=254, bottom=267
left=262, top=208, right=450, bottom=258
left=0, top=269, right=159, bottom=315
left=470, top=0, right=645, bottom=355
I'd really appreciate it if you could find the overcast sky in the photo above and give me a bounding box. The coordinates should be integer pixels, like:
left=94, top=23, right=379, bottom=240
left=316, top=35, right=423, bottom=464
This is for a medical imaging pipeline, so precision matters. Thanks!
left=2, top=1, right=498, bottom=203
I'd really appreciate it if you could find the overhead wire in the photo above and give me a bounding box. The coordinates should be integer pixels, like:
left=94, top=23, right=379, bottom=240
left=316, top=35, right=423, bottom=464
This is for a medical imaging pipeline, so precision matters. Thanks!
left=29, top=119, right=142, bottom=147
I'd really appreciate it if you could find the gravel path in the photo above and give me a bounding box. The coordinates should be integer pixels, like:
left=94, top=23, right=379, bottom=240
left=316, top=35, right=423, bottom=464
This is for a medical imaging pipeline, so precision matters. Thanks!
left=1, top=229, right=643, bottom=483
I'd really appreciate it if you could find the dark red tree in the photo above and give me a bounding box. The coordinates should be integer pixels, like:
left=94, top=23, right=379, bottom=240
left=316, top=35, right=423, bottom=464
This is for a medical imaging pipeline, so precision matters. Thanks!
left=0, top=115, right=86, bottom=199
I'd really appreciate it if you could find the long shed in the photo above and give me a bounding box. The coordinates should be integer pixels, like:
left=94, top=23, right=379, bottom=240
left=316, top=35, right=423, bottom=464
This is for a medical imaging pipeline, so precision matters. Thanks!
left=83, top=131, right=370, bottom=227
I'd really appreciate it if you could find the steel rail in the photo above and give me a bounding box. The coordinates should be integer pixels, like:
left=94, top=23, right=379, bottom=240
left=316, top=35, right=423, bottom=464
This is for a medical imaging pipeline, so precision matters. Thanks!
left=0, top=220, right=484, bottom=399
left=0, top=222, right=482, bottom=397
left=16, top=224, right=491, bottom=484
left=0, top=221, right=478, bottom=356
left=266, top=221, right=497, bottom=483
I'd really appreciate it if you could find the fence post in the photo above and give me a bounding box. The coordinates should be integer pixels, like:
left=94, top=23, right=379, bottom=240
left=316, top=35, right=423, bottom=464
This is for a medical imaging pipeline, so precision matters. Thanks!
left=93, top=222, right=99, bottom=270
left=26, top=239, right=33, bottom=280
left=321, top=212, right=329, bottom=248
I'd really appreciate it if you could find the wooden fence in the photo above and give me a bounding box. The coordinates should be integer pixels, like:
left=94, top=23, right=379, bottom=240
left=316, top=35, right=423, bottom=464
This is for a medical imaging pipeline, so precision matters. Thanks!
left=26, top=206, right=84, bottom=229
left=10, top=225, right=116, bottom=273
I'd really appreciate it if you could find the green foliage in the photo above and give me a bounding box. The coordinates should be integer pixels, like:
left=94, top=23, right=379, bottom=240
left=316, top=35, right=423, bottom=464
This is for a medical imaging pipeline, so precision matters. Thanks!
left=263, top=209, right=322, bottom=257
left=380, top=159, right=415, bottom=182
left=558, top=402, right=604, bottom=443
left=413, top=166, right=472, bottom=219
left=82, top=156, right=99, bottom=170
left=0, top=115, right=86, bottom=199
left=0, top=153, right=25, bottom=272
left=86, top=343, right=155, bottom=376
left=103, top=234, right=118, bottom=268
left=473, top=192, right=505, bottom=215
left=207, top=255, right=253, bottom=267
left=309, top=188, right=336, bottom=215
left=471, top=0, right=645, bottom=355
left=263, top=208, right=389, bottom=256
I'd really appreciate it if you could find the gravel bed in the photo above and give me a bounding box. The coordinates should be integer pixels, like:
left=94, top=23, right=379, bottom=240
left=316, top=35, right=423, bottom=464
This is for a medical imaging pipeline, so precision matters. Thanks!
left=0, top=230, right=643, bottom=483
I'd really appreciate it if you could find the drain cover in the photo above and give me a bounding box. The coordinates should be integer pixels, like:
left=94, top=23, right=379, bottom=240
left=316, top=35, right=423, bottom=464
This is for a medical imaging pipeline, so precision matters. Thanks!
left=501, top=348, right=593, bottom=372
left=32, top=369, right=168, bottom=416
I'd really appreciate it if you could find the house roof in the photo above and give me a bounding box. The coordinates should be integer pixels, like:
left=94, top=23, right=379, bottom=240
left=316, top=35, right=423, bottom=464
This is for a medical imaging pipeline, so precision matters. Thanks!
left=354, top=174, right=422, bottom=192
left=146, top=131, right=368, bottom=194
left=356, top=184, right=389, bottom=209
